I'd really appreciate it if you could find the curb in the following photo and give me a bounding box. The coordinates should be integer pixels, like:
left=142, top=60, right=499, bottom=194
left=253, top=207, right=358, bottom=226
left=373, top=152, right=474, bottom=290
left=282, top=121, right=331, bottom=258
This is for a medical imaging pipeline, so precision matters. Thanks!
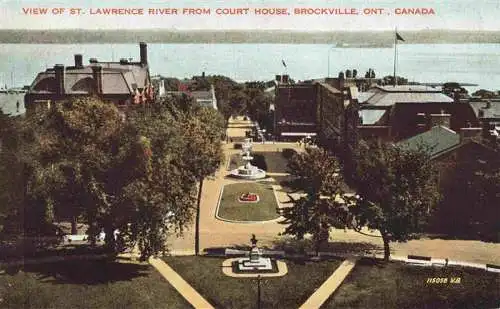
left=200, top=248, right=500, bottom=273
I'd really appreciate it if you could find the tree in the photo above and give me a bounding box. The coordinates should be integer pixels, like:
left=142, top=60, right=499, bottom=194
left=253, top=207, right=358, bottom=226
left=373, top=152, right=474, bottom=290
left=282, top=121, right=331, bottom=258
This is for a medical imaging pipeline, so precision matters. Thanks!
left=157, top=95, right=225, bottom=255
left=178, top=108, right=224, bottom=256
left=437, top=165, right=500, bottom=241
left=280, top=148, right=349, bottom=255
left=350, top=141, right=440, bottom=261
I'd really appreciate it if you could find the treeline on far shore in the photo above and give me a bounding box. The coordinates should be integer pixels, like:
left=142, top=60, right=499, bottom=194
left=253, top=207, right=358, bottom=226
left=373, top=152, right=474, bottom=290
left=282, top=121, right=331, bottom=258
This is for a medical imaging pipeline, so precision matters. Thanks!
left=1, top=29, right=500, bottom=44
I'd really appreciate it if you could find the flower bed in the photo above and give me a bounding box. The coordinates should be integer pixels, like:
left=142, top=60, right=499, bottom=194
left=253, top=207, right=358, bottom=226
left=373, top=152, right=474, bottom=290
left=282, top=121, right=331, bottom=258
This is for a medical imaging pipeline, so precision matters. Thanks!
left=238, top=192, right=260, bottom=203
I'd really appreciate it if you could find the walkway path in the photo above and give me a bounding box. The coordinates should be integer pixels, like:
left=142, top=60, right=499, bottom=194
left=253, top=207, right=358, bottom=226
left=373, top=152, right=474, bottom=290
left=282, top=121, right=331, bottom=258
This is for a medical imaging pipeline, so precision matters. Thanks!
left=167, top=116, right=500, bottom=266
left=299, top=258, right=357, bottom=309
left=149, top=257, right=214, bottom=309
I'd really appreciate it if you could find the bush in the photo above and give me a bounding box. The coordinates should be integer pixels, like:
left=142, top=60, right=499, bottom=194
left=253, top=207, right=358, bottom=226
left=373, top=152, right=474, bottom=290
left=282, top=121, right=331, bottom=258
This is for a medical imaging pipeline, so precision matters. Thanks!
left=234, top=143, right=242, bottom=150
left=282, top=148, right=297, bottom=159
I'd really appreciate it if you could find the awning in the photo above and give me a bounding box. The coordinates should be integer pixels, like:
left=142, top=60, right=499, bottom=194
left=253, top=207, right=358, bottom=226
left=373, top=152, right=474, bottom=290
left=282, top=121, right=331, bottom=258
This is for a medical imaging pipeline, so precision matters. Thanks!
left=281, top=132, right=317, bottom=136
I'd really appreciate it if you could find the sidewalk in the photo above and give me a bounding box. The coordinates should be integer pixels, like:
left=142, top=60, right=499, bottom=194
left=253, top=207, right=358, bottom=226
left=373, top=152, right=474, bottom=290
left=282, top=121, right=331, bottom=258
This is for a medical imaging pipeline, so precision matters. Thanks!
left=149, top=257, right=214, bottom=309
left=299, top=258, right=357, bottom=309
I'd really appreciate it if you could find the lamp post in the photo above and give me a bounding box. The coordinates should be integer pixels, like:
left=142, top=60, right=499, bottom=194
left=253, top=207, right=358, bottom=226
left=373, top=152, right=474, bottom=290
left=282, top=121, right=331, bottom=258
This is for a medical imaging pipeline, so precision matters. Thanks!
left=257, top=275, right=261, bottom=309
left=327, top=45, right=336, bottom=78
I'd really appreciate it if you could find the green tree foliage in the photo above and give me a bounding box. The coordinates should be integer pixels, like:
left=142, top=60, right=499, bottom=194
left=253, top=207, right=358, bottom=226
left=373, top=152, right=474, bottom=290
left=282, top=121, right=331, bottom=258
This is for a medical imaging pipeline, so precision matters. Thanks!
left=2, top=95, right=224, bottom=260
left=350, top=141, right=440, bottom=261
left=280, top=148, right=349, bottom=254
left=438, top=166, right=500, bottom=241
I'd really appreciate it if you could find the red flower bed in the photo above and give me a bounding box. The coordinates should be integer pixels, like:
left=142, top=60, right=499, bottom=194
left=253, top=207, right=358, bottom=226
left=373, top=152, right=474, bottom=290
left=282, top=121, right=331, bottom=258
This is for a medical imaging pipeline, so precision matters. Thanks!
left=239, top=193, right=259, bottom=202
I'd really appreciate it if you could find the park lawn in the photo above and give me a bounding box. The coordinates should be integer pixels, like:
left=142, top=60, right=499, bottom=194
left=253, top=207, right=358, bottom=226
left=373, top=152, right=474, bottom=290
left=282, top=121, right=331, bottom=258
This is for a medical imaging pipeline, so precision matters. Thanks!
left=228, top=152, right=290, bottom=173
left=164, top=256, right=342, bottom=309
left=0, top=259, right=190, bottom=309
left=324, top=258, right=500, bottom=309
left=217, top=183, right=280, bottom=221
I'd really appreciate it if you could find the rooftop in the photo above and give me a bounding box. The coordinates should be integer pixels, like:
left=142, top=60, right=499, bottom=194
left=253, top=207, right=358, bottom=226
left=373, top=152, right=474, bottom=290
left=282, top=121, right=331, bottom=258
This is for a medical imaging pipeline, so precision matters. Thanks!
left=469, top=100, right=500, bottom=119
left=360, top=85, right=453, bottom=107
left=396, top=125, right=460, bottom=159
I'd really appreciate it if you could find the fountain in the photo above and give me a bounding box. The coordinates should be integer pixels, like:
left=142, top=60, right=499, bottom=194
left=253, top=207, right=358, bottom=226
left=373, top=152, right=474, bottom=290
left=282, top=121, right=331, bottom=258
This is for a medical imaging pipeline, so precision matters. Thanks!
left=229, top=138, right=266, bottom=180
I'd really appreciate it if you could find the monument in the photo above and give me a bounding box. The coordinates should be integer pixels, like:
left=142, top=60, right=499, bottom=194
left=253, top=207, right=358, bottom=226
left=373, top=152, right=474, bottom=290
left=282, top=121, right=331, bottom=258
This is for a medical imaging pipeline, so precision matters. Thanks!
left=229, top=138, right=266, bottom=180
left=234, top=234, right=275, bottom=273
left=222, top=234, right=288, bottom=277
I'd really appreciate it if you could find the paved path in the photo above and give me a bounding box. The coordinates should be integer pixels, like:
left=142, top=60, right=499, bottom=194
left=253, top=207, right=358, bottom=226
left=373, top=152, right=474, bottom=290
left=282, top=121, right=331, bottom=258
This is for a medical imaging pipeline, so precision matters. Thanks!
left=149, top=257, right=214, bottom=309
left=299, top=258, right=357, bottom=309
left=167, top=116, right=500, bottom=266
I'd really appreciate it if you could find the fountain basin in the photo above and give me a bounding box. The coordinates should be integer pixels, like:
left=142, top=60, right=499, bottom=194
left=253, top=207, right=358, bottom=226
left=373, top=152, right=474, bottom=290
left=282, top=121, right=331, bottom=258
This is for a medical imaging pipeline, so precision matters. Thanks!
left=229, top=166, right=267, bottom=179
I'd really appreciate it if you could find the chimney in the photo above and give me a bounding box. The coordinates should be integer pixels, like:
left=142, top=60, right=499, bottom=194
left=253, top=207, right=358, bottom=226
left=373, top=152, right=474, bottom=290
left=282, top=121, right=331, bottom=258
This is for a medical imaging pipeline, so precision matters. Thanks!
left=429, top=112, right=451, bottom=128
left=91, top=65, right=103, bottom=94
left=459, top=127, right=482, bottom=143
left=74, top=54, right=83, bottom=68
left=54, top=64, right=65, bottom=95
left=89, top=58, right=98, bottom=64
left=282, top=75, right=289, bottom=83
left=139, top=42, right=148, bottom=66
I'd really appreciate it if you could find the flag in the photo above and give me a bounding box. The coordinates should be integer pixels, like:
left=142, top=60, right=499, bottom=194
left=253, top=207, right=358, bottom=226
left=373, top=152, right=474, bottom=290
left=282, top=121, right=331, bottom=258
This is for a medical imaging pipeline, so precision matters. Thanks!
left=396, top=32, right=405, bottom=42
left=282, top=60, right=287, bottom=68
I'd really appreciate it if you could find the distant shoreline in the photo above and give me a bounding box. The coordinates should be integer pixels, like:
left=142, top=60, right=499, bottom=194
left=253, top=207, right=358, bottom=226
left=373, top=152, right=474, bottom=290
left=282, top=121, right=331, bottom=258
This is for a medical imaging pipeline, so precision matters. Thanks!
left=1, top=29, right=500, bottom=44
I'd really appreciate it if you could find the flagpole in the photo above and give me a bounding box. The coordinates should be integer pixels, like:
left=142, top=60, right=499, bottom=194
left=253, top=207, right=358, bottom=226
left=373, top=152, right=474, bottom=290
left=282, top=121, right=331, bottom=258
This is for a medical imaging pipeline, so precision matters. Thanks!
left=393, top=27, right=397, bottom=87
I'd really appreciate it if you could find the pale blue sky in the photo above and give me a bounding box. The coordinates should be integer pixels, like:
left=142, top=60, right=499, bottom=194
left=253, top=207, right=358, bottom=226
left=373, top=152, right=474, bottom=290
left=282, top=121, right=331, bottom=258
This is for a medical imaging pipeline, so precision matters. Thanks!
left=1, top=0, right=499, bottom=30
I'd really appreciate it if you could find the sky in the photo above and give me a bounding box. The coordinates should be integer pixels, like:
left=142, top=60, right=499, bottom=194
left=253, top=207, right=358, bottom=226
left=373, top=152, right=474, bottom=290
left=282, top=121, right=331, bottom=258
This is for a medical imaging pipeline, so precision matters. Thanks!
left=1, top=0, right=499, bottom=30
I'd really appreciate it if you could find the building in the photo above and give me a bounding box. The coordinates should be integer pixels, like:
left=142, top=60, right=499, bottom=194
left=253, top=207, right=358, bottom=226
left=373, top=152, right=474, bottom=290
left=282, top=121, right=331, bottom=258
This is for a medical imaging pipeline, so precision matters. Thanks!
left=24, top=42, right=154, bottom=114
left=273, top=75, right=358, bottom=150
left=468, top=99, right=500, bottom=146
left=358, top=85, right=479, bottom=142
left=396, top=124, right=499, bottom=236
left=189, top=85, right=218, bottom=109
left=151, top=75, right=166, bottom=98
left=274, top=76, right=317, bottom=141
left=397, top=124, right=498, bottom=188
left=164, top=74, right=218, bottom=109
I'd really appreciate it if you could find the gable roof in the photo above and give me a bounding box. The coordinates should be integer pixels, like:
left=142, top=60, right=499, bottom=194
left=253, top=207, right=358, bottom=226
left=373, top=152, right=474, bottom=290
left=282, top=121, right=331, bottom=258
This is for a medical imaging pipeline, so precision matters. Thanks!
left=361, top=85, right=453, bottom=107
left=27, top=62, right=149, bottom=96
left=469, top=100, right=500, bottom=120
left=396, top=125, right=460, bottom=158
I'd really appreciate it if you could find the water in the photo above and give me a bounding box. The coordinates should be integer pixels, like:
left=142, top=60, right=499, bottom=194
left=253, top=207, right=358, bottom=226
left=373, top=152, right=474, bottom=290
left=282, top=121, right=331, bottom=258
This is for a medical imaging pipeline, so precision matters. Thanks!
left=1, top=43, right=499, bottom=114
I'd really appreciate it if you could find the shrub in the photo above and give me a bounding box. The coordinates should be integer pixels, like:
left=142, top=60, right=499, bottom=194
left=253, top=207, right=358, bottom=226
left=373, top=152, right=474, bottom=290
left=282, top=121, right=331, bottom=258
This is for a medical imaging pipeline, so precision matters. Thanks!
left=234, top=143, right=242, bottom=149
left=282, top=148, right=297, bottom=159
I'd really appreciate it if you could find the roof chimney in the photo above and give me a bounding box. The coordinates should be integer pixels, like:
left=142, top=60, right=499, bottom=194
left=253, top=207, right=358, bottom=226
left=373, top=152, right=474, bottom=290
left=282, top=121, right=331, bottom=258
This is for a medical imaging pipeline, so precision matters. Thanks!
left=460, top=128, right=483, bottom=143
left=91, top=65, right=103, bottom=94
left=429, top=112, right=451, bottom=128
left=139, top=42, right=148, bottom=66
left=74, top=54, right=83, bottom=68
left=459, top=127, right=482, bottom=143
left=54, top=64, right=65, bottom=95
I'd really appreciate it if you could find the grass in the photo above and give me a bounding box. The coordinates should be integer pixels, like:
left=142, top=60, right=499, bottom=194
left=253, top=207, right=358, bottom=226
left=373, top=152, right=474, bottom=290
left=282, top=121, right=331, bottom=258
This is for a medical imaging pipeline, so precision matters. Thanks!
left=217, top=183, right=280, bottom=221
left=324, top=258, right=500, bottom=309
left=164, top=256, right=343, bottom=309
left=228, top=152, right=290, bottom=173
left=0, top=259, right=190, bottom=309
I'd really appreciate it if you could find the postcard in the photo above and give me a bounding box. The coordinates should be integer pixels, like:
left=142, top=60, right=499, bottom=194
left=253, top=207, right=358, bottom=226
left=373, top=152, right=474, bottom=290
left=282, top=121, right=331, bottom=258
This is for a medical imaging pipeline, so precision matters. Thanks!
left=0, top=1, right=499, bottom=308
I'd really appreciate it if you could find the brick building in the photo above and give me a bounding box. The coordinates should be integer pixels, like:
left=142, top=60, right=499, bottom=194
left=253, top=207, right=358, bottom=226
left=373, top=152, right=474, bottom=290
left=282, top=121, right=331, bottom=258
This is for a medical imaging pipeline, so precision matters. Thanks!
left=358, top=85, right=479, bottom=142
left=273, top=75, right=358, bottom=153
left=24, top=42, right=154, bottom=115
